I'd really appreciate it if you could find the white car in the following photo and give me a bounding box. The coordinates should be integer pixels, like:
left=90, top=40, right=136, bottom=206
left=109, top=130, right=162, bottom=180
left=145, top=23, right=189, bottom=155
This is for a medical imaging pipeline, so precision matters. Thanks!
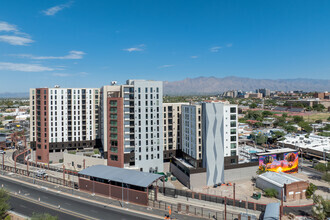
left=35, top=170, right=48, bottom=178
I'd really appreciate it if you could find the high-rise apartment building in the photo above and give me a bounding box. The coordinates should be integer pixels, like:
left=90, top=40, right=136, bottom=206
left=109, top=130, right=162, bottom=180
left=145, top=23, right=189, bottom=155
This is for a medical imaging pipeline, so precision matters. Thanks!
left=163, top=103, right=187, bottom=161
left=202, top=102, right=238, bottom=185
left=30, top=87, right=100, bottom=163
left=100, top=80, right=164, bottom=172
left=180, top=102, right=238, bottom=184
left=181, top=104, right=203, bottom=168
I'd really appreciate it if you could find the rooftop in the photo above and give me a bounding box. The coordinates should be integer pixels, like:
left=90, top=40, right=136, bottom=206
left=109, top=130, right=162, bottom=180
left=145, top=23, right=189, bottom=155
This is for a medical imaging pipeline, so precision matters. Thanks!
left=258, top=172, right=304, bottom=187
left=257, top=148, right=296, bottom=156
left=78, top=165, right=163, bottom=188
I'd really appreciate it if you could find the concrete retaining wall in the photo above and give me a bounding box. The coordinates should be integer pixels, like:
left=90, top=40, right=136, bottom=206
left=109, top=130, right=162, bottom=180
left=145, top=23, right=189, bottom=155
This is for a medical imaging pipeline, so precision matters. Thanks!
left=224, top=166, right=258, bottom=182
left=63, top=153, right=106, bottom=171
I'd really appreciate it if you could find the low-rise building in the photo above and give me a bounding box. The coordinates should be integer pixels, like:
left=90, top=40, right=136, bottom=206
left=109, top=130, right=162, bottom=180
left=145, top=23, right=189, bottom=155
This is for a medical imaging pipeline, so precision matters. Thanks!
left=256, top=171, right=308, bottom=201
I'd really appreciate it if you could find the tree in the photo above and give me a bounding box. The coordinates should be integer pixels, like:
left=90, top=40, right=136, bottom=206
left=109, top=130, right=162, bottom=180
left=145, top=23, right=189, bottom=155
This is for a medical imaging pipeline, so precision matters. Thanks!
left=4, top=116, right=14, bottom=120
left=264, top=188, right=278, bottom=198
left=306, top=183, right=317, bottom=199
left=298, top=121, right=313, bottom=133
left=249, top=103, right=258, bottom=109
left=283, top=125, right=297, bottom=133
left=312, top=195, right=330, bottom=220
left=322, top=173, right=330, bottom=182
left=0, top=189, right=10, bottom=219
left=251, top=133, right=267, bottom=145
left=245, top=110, right=263, bottom=121
left=313, top=104, right=325, bottom=112
left=262, top=111, right=273, bottom=118
left=327, top=116, right=330, bottom=122
left=271, top=131, right=286, bottom=143
left=31, top=213, right=58, bottom=220
left=315, top=119, right=323, bottom=124
left=293, top=116, right=304, bottom=124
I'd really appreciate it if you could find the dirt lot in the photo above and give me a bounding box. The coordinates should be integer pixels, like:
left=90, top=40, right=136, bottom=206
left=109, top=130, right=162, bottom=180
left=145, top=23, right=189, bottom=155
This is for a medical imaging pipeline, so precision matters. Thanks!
left=192, top=171, right=329, bottom=205
left=303, top=112, right=330, bottom=122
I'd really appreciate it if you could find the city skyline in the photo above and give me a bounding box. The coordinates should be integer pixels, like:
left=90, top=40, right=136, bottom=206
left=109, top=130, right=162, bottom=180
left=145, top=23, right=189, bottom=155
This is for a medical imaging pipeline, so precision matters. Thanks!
left=1, top=0, right=330, bottom=93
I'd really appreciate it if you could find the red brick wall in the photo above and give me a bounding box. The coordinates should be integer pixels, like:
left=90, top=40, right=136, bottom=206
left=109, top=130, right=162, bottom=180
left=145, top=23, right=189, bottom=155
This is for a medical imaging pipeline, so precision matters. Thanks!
left=79, top=178, right=149, bottom=206
left=284, top=181, right=309, bottom=201
left=36, top=88, right=49, bottom=163
left=107, top=97, right=124, bottom=168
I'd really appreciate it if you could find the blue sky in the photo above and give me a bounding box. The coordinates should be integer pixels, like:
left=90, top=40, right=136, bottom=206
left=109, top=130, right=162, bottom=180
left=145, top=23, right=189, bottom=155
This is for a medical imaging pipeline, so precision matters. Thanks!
left=0, top=0, right=329, bottom=93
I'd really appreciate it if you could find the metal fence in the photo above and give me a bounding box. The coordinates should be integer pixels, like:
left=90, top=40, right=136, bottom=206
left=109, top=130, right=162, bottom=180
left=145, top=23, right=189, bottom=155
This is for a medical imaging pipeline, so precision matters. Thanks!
left=159, top=187, right=267, bottom=212
left=150, top=200, right=240, bottom=220
left=2, top=164, right=77, bottom=188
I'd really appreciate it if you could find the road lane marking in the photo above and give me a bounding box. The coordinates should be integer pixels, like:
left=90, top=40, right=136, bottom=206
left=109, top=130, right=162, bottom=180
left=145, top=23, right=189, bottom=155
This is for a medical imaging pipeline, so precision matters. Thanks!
left=10, top=193, right=98, bottom=220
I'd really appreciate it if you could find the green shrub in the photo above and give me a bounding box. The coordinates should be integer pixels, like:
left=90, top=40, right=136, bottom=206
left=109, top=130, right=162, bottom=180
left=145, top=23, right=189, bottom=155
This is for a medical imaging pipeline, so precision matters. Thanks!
left=59, top=159, right=63, bottom=163
left=322, top=173, right=330, bottom=182
left=314, top=163, right=330, bottom=172
left=31, top=213, right=58, bottom=220
left=306, top=183, right=317, bottom=199
left=264, top=188, right=278, bottom=198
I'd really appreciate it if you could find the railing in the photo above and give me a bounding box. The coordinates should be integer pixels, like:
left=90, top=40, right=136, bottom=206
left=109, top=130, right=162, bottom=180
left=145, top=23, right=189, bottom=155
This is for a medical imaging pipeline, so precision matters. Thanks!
left=2, top=164, right=78, bottom=188
left=159, top=187, right=267, bottom=212
left=150, top=199, right=240, bottom=220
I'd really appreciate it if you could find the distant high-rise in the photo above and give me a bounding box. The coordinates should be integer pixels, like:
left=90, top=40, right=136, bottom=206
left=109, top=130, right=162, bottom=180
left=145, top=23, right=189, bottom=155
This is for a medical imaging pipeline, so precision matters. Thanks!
left=256, top=88, right=270, bottom=98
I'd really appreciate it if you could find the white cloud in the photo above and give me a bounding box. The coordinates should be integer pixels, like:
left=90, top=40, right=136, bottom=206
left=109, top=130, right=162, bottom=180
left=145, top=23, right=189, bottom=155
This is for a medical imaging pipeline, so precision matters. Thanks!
left=191, top=56, right=198, bottom=59
left=159, top=65, right=174, bottom=69
left=14, top=51, right=85, bottom=60
left=0, top=21, right=33, bottom=46
left=226, top=43, right=233, bottom=48
left=52, top=72, right=88, bottom=77
left=42, top=1, right=73, bottom=16
left=0, top=21, right=17, bottom=32
left=210, top=46, right=222, bottom=52
left=0, top=35, right=34, bottom=46
left=52, top=73, right=72, bottom=77
left=0, top=62, right=54, bottom=72
left=123, top=44, right=145, bottom=52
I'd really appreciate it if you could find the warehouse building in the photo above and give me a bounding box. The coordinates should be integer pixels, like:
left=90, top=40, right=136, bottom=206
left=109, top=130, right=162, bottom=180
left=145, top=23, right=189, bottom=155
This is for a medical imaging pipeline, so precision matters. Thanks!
left=256, top=172, right=308, bottom=201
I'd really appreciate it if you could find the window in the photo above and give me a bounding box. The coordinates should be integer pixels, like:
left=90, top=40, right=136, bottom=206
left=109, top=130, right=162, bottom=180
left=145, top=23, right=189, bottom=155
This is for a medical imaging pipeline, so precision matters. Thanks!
left=230, top=129, right=236, bottom=135
left=110, top=100, right=117, bottom=106
left=230, top=107, right=236, bottom=113
left=110, top=147, right=118, bottom=153
left=110, top=155, right=118, bottom=161
left=230, top=121, right=236, bottom=127
left=230, top=114, right=236, bottom=120
left=230, top=143, right=237, bottom=149
left=231, top=150, right=237, bottom=156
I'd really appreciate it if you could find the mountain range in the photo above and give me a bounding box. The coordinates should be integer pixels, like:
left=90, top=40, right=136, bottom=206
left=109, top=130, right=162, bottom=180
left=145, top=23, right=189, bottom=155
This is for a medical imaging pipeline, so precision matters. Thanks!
left=163, top=76, right=330, bottom=95
left=0, top=76, right=329, bottom=97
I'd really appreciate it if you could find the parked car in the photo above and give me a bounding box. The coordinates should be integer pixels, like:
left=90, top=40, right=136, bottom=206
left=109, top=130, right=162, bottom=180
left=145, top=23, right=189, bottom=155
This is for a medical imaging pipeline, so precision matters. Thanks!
left=0, top=150, right=6, bottom=154
left=35, top=170, right=48, bottom=178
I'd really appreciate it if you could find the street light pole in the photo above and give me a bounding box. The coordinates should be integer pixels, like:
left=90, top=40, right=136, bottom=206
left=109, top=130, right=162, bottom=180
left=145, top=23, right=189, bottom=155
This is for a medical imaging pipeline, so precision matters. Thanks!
left=121, top=179, right=124, bottom=208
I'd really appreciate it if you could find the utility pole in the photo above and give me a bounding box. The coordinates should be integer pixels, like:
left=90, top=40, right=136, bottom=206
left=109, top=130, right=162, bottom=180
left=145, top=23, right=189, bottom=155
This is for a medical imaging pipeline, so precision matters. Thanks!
left=63, top=165, right=65, bottom=185
left=224, top=196, right=227, bottom=220
left=280, top=188, right=284, bottom=220
left=233, top=183, right=236, bottom=206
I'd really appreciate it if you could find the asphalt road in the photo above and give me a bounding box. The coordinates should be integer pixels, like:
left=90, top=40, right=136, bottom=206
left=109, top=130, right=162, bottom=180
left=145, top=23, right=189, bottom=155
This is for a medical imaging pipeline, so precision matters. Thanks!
left=9, top=196, right=83, bottom=220
left=0, top=177, right=154, bottom=220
